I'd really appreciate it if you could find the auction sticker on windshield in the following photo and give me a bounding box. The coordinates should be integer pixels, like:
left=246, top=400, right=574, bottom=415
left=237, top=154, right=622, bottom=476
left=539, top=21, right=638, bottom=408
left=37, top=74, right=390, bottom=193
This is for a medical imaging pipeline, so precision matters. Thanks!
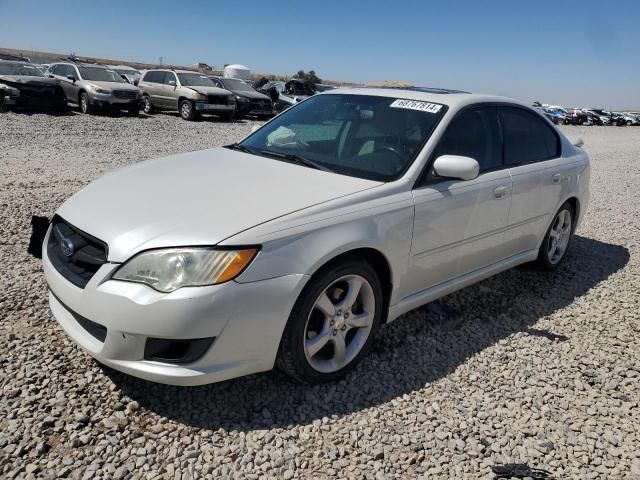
left=390, top=99, right=443, bottom=113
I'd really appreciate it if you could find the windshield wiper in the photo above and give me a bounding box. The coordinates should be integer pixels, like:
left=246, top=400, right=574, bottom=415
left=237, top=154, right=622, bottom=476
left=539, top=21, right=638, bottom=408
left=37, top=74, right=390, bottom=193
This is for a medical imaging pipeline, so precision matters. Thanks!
left=225, top=143, right=255, bottom=154
left=255, top=149, right=333, bottom=173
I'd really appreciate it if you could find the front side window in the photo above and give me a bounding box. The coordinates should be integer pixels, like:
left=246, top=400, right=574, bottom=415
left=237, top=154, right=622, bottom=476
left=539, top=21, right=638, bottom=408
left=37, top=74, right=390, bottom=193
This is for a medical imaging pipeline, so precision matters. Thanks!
left=177, top=73, right=215, bottom=87
left=240, top=94, right=446, bottom=181
left=78, top=66, right=126, bottom=83
left=499, top=107, right=560, bottom=165
left=162, top=72, right=177, bottom=85
left=433, top=107, right=502, bottom=172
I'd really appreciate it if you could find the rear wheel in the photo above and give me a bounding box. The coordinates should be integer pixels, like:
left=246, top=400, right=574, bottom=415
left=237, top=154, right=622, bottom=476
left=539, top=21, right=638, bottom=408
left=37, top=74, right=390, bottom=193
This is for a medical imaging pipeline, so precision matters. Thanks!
left=277, top=260, right=383, bottom=384
left=535, top=202, right=575, bottom=270
left=143, top=95, right=154, bottom=114
left=180, top=99, right=198, bottom=121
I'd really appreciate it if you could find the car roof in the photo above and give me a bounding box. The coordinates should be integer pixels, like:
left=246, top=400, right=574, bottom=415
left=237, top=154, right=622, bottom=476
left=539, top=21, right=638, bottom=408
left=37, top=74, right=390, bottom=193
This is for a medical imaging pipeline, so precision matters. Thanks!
left=54, top=62, right=110, bottom=69
left=323, top=86, right=526, bottom=110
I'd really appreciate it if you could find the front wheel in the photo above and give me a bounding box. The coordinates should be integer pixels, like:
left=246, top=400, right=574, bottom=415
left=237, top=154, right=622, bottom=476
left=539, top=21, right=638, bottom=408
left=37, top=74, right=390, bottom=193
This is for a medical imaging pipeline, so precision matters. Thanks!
left=0, top=96, right=8, bottom=113
left=277, top=260, right=383, bottom=384
left=179, top=100, right=198, bottom=121
left=535, top=202, right=575, bottom=270
left=79, top=92, right=93, bottom=114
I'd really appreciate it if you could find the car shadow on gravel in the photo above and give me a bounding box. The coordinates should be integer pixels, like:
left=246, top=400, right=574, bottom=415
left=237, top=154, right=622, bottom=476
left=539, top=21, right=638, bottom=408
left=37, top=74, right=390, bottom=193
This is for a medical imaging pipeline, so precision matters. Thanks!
left=103, top=235, right=629, bottom=431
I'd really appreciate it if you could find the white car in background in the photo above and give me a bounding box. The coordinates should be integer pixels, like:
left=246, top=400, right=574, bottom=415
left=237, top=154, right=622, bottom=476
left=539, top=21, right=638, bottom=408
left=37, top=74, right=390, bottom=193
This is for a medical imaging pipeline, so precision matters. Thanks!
left=42, top=87, right=590, bottom=386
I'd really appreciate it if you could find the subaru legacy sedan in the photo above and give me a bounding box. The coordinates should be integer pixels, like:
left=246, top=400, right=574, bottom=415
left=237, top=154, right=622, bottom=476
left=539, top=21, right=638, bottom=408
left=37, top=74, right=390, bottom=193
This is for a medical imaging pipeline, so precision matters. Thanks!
left=42, top=87, right=590, bottom=385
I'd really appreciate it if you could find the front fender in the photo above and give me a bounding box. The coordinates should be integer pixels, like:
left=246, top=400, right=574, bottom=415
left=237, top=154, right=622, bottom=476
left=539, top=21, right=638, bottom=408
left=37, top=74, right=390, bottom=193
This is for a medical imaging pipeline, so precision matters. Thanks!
left=230, top=193, right=415, bottom=306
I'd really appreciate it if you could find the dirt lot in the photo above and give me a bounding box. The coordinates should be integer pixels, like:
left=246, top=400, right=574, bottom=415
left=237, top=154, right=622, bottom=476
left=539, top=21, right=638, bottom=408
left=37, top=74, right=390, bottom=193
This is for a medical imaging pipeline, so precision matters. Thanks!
left=1, top=111, right=639, bottom=479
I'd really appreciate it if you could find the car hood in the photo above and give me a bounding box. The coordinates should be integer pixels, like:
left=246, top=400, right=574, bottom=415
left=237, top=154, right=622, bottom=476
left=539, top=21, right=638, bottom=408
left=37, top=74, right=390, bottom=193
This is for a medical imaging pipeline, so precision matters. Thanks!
left=185, top=86, right=231, bottom=96
left=0, top=75, right=60, bottom=87
left=57, top=147, right=381, bottom=262
left=87, top=80, right=140, bottom=91
left=235, top=90, right=270, bottom=100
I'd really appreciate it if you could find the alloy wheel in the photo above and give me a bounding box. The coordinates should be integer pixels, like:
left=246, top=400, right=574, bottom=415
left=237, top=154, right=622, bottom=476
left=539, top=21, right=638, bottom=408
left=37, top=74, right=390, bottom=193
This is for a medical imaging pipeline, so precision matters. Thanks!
left=547, top=209, right=572, bottom=264
left=143, top=97, right=152, bottom=114
left=303, top=275, right=375, bottom=373
left=181, top=102, right=191, bottom=119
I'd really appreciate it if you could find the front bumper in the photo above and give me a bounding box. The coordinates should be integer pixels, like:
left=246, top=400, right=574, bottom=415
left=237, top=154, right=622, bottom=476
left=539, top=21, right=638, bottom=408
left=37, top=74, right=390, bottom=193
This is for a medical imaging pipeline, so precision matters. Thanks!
left=89, top=95, right=143, bottom=110
left=5, top=94, right=67, bottom=110
left=43, top=229, right=307, bottom=386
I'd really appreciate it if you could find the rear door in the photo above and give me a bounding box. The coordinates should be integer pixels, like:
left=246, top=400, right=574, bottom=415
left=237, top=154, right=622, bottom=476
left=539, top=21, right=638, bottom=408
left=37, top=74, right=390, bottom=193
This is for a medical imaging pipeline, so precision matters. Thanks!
left=498, top=106, right=569, bottom=255
left=407, top=106, right=512, bottom=295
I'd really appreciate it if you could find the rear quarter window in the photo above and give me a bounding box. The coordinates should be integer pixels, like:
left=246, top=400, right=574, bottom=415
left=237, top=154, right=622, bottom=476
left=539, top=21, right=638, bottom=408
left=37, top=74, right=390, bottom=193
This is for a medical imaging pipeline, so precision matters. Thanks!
left=499, top=107, right=560, bottom=165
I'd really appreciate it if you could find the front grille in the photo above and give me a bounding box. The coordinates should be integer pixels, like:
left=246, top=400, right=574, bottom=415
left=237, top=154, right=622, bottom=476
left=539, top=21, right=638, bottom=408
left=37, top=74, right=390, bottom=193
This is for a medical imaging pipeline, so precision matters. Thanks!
left=113, top=90, right=137, bottom=100
left=206, top=95, right=228, bottom=105
left=249, top=99, right=272, bottom=110
left=47, top=216, right=108, bottom=289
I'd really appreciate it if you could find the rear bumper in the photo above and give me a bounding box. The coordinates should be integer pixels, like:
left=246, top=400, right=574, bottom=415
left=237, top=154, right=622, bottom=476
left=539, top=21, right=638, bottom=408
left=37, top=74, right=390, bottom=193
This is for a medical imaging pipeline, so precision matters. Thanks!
left=43, top=228, right=308, bottom=386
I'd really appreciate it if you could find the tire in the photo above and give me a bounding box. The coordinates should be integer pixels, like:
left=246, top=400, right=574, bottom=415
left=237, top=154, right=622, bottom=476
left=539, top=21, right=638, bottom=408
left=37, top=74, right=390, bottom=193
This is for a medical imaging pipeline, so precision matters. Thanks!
left=79, top=92, right=93, bottom=114
left=143, top=95, right=154, bottom=114
left=277, top=259, right=384, bottom=384
left=127, top=107, right=140, bottom=117
left=535, top=202, right=575, bottom=271
left=0, top=96, right=8, bottom=113
left=626, top=120, right=632, bottom=126
left=221, top=111, right=234, bottom=122
left=179, top=99, right=197, bottom=121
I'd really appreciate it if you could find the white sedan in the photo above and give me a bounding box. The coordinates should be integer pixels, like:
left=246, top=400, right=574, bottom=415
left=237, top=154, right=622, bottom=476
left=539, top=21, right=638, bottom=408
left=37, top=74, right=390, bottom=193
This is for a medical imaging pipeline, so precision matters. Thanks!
left=42, top=87, right=590, bottom=385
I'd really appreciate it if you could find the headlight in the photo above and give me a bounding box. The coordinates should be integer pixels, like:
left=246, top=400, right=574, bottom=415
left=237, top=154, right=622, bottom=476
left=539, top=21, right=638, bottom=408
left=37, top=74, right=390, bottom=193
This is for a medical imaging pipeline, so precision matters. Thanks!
left=3, top=86, right=20, bottom=97
left=112, top=247, right=259, bottom=292
left=92, top=86, right=111, bottom=95
left=236, top=96, right=249, bottom=103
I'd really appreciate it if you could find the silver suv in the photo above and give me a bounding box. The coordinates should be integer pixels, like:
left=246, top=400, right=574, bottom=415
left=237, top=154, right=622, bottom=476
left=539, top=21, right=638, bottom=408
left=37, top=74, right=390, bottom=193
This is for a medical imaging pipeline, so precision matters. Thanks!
left=47, top=62, right=142, bottom=116
left=139, top=69, right=235, bottom=121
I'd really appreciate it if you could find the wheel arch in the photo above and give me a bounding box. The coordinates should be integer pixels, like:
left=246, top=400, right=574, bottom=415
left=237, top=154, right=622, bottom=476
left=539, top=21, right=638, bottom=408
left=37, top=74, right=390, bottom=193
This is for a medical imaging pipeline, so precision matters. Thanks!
left=302, top=247, right=394, bottom=323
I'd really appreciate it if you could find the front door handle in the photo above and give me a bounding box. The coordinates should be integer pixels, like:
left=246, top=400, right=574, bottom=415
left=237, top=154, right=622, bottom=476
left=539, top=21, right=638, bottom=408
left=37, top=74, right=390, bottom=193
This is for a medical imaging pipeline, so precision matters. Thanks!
left=493, top=185, right=508, bottom=199
left=552, top=173, right=562, bottom=184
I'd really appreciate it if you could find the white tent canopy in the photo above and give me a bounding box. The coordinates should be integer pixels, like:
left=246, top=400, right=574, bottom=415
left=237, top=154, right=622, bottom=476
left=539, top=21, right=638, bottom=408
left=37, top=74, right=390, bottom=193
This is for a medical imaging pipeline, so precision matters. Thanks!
left=224, top=64, right=251, bottom=80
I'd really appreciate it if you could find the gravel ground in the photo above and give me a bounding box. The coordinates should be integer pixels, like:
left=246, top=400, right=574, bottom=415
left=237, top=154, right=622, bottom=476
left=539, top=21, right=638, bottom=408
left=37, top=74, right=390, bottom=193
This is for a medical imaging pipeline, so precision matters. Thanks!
left=1, top=111, right=639, bottom=480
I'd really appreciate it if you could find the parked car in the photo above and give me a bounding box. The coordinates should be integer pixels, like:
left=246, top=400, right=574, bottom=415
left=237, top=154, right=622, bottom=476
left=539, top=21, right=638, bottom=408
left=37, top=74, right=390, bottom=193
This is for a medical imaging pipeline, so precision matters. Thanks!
left=565, top=109, right=601, bottom=125
left=544, top=107, right=567, bottom=125
left=257, top=79, right=315, bottom=111
left=47, top=62, right=142, bottom=116
left=138, top=69, right=235, bottom=121
left=209, top=76, right=273, bottom=118
left=41, top=87, right=590, bottom=386
left=109, top=65, right=142, bottom=86
left=0, top=60, right=68, bottom=113
left=613, top=112, right=640, bottom=126
left=534, top=106, right=560, bottom=124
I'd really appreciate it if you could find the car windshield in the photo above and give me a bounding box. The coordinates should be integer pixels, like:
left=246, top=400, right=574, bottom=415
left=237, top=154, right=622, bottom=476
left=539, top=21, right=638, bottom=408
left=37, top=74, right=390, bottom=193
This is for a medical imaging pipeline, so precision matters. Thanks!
left=220, top=78, right=254, bottom=91
left=0, top=62, right=45, bottom=76
left=114, top=69, right=141, bottom=76
left=177, top=73, right=216, bottom=87
left=241, top=94, right=446, bottom=181
left=78, top=67, right=126, bottom=83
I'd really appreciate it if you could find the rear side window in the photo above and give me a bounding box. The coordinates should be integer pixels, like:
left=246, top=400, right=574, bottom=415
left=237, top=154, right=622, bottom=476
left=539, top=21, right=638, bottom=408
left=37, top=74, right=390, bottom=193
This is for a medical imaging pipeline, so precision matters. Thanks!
left=499, top=107, right=560, bottom=165
left=433, top=107, right=502, bottom=172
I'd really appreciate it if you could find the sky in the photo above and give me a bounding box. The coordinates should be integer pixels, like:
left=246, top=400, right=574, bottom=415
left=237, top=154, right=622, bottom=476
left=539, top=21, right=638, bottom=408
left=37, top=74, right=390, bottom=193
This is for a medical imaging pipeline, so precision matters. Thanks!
left=1, top=0, right=639, bottom=109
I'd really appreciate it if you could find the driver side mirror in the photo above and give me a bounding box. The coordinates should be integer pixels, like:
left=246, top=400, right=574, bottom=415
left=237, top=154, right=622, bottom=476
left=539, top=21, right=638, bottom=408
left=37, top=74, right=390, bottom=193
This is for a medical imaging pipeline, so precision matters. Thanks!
left=168, top=80, right=176, bottom=87
left=66, top=75, right=76, bottom=83
left=433, top=155, right=479, bottom=181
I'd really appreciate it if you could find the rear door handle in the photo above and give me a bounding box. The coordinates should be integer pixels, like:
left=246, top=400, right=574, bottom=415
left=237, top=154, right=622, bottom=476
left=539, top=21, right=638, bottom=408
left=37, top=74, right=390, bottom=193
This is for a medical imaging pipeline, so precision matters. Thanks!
left=552, top=173, right=562, bottom=184
left=493, top=185, right=508, bottom=199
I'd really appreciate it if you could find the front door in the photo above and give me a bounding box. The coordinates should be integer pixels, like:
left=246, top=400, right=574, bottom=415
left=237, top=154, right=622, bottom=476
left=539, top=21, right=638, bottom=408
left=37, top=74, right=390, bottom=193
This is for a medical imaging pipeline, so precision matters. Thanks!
left=407, top=106, right=511, bottom=296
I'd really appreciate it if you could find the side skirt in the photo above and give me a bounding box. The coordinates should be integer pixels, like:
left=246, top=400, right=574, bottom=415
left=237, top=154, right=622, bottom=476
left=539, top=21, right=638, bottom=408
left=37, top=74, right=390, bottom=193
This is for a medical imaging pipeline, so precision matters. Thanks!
left=387, top=249, right=538, bottom=322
